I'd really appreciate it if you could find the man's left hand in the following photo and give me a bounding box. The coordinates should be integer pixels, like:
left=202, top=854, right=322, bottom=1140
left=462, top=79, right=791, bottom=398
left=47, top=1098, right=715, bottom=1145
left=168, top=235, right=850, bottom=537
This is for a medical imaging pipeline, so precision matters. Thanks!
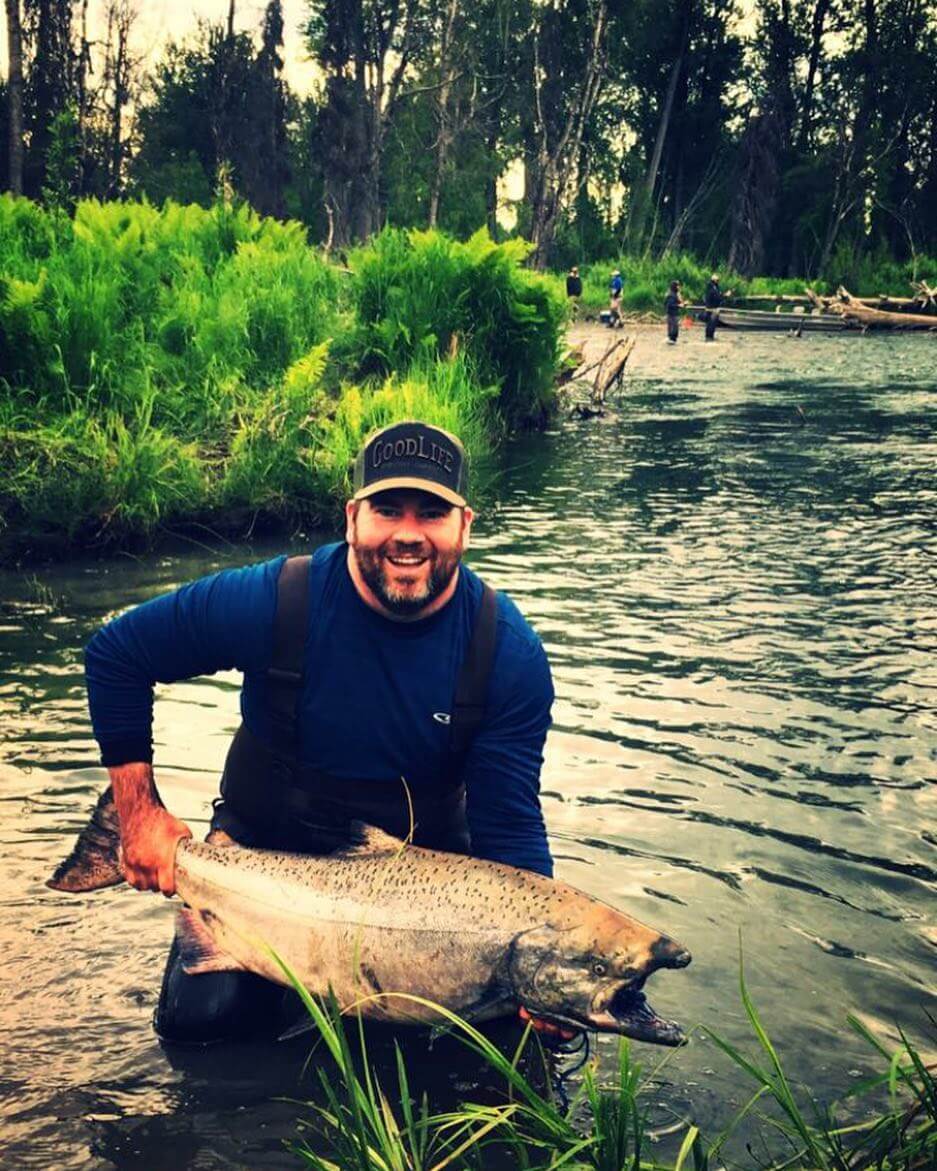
left=518, top=1005, right=577, bottom=1041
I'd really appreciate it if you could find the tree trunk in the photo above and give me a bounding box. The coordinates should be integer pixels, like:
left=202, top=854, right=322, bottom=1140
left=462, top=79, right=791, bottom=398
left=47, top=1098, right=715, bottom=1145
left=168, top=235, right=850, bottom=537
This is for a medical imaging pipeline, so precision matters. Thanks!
left=321, top=69, right=373, bottom=248
left=727, top=109, right=782, bottom=276
left=4, top=0, right=24, bottom=194
left=484, top=124, right=498, bottom=236
left=818, top=0, right=879, bottom=273
left=27, top=0, right=75, bottom=197
left=797, top=0, right=831, bottom=152
left=626, top=19, right=687, bottom=252
left=528, top=0, right=608, bottom=269
left=108, top=7, right=130, bottom=196
left=428, top=0, right=459, bottom=229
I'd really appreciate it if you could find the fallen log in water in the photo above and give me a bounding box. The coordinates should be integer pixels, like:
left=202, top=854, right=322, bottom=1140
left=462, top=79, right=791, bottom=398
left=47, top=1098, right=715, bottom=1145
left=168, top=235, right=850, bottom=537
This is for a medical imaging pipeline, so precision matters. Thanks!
left=563, top=335, right=636, bottom=418
left=593, top=337, right=635, bottom=403
left=736, top=290, right=933, bottom=311
left=821, top=287, right=937, bottom=330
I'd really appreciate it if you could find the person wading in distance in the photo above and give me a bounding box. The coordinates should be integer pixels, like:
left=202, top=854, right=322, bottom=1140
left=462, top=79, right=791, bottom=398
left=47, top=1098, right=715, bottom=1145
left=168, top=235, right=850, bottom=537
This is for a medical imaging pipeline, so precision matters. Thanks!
left=84, top=420, right=572, bottom=1043
left=665, top=281, right=685, bottom=344
left=704, top=273, right=733, bottom=340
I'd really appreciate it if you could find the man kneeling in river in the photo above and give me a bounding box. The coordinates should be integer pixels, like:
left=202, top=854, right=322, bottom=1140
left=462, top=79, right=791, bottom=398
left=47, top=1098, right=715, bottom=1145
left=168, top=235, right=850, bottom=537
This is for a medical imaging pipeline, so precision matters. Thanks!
left=84, top=420, right=562, bottom=1043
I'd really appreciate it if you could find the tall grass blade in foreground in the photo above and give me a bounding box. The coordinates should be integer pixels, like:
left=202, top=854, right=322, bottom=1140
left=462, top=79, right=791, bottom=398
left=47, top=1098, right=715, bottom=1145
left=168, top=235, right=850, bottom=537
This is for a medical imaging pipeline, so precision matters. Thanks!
left=704, top=942, right=935, bottom=1170
left=271, top=944, right=934, bottom=1171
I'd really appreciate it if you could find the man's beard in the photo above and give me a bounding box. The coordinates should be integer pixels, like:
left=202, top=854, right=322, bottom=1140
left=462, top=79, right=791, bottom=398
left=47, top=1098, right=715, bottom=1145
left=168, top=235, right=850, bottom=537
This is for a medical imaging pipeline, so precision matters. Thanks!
left=353, top=540, right=463, bottom=616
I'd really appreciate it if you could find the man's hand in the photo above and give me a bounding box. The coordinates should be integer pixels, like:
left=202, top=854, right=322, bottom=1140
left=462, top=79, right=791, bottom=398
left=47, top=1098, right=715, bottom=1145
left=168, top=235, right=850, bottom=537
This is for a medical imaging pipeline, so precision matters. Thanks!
left=109, top=762, right=192, bottom=896
left=518, top=1005, right=577, bottom=1042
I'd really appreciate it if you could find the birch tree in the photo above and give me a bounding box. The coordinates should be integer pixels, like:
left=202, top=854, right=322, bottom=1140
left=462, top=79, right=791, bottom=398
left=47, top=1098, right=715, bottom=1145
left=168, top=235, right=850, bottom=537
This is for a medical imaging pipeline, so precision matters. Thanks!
left=4, top=0, right=24, bottom=193
left=527, top=0, right=608, bottom=269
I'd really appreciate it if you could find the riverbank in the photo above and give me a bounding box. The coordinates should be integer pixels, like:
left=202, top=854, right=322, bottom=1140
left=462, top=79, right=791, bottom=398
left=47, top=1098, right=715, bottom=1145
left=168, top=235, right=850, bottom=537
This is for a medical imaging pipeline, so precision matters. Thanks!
left=4, top=196, right=934, bottom=565
left=0, top=198, right=564, bottom=565
left=559, top=253, right=937, bottom=316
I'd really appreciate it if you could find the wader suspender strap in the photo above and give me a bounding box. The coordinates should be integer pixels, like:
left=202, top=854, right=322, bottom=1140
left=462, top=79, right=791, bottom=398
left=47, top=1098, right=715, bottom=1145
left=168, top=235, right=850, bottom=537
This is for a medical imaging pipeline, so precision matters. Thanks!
left=447, top=583, right=498, bottom=765
left=266, top=555, right=312, bottom=746
left=266, top=556, right=498, bottom=768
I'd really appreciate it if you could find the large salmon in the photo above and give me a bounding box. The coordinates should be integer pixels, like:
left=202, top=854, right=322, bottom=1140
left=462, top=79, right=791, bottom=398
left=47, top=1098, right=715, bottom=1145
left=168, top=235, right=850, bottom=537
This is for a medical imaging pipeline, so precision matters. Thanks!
left=48, top=789, right=691, bottom=1044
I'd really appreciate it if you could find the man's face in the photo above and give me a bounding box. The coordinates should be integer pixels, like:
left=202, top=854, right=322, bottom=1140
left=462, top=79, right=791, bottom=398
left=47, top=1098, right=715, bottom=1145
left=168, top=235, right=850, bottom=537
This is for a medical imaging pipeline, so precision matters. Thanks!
left=345, top=489, right=474, bottom=618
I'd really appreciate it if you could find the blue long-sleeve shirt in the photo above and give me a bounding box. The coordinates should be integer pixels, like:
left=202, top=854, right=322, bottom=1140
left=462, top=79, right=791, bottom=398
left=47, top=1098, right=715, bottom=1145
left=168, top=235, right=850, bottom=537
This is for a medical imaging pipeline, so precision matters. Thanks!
left=85, top=543, right=555, bottom=876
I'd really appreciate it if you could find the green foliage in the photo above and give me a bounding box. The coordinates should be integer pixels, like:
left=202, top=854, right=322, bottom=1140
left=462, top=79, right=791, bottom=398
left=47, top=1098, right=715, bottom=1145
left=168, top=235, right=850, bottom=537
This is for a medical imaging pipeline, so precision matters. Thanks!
left=0, top=196, right=339, bottom=555
left=0, top=195, right=342, bottom=415
left=220, top=342, right=332, bottom=517
left=0, top=197, right=560, bottom=561
left=348, top=228, right=566, bottom=430
left=277, top=955, right=935, bottom=1171
left=0, top=404, right=206, bottom=544
left=566, top=251, right=936, bottom=315
left=702, top=949, right=937, bottom=1170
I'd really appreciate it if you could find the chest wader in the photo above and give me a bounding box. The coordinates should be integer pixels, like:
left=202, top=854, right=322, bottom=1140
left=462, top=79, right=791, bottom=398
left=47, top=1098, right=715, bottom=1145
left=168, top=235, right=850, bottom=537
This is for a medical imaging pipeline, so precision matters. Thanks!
left=155, top=556, right=498, bottom=1045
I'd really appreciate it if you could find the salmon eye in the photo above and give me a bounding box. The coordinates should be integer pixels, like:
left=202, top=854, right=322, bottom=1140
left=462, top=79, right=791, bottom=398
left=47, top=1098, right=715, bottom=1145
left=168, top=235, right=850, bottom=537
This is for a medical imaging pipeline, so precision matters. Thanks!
left=592, top=961, right=607, bottom=976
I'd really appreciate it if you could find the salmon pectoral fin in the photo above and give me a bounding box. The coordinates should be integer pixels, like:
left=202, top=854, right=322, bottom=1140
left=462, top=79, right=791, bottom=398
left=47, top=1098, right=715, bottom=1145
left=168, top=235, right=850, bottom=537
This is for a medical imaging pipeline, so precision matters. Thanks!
left=176, top=907, right=247, bottom=976
left=47, top=786, right=125, bottom=893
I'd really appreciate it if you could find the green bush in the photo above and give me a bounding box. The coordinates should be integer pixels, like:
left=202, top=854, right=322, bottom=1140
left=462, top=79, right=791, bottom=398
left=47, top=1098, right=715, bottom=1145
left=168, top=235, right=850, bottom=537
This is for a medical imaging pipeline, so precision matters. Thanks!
left=0, top=405, right=207, bottom=544
left=0, top=195, right=342, bottom=416
left=348, top=228, right=566, bottom=429
left=1, top=198, right=561, bottom=561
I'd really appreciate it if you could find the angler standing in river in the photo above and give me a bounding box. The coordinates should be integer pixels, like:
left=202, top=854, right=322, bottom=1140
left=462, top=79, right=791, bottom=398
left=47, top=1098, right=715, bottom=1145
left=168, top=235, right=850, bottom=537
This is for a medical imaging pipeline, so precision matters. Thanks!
left=82, top=420, right=563, bottom=1044
left=704, top=273, right=731, bottom=340
left=665, top=281, right=685, bottom=344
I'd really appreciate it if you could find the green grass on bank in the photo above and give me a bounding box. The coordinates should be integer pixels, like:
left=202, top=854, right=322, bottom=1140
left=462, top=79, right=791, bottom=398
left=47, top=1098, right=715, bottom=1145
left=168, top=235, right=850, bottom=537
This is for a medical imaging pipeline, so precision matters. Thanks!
left=4, top=193, right=932, bottom=562
left=0, top=197, right=565, bottom=562
left=278, top=954, right=935, bottom=1171
left=566, top=253, right=937, bottom=315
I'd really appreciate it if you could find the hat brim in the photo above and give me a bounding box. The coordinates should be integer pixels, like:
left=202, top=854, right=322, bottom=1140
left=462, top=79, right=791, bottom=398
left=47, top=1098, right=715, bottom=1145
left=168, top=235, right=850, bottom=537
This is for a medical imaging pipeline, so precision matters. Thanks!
left=353, top=476, right=467, bottom=507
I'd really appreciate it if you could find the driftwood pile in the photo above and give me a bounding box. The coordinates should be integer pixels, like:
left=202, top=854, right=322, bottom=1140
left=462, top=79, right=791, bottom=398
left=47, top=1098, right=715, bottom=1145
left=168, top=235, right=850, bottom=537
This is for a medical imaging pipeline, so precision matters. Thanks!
left=805, top=286, right=937, bottom=331
left=740, top=280, right=937, bottom=314
left=560, top=336, right=636, bottom=418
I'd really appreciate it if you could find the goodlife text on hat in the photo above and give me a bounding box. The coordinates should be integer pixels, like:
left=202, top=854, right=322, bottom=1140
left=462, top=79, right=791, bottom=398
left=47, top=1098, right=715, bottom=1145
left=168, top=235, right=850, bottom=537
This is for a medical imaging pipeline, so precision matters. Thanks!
left=370, top=434, right=455, bottom=473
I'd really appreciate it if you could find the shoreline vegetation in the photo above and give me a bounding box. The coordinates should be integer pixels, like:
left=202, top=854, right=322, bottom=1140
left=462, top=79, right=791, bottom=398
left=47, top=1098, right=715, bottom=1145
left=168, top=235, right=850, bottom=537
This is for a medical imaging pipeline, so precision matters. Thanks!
left=0, top=195, right=564, bottom=564
left=567, top=256, right=937, bottom=319
left=281, top=957, right=935, bottom=1171
left=1, top=194, right=933, bottom=566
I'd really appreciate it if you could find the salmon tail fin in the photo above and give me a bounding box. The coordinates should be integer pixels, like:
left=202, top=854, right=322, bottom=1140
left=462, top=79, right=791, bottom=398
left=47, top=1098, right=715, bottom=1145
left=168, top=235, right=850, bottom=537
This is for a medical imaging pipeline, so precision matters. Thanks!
left=46, top=785, right=125, bottom=893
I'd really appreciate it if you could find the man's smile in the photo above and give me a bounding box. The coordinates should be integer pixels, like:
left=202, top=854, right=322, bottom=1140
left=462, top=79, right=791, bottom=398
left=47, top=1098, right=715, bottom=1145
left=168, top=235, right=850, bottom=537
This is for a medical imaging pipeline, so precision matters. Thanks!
left=386, top=554, right=428, bottom=567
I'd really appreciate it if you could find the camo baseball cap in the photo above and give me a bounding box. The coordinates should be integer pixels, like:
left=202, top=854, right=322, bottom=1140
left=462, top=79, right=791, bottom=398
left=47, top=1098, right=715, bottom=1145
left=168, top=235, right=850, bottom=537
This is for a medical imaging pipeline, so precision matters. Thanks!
left=352, top=420, right=468, bottom=507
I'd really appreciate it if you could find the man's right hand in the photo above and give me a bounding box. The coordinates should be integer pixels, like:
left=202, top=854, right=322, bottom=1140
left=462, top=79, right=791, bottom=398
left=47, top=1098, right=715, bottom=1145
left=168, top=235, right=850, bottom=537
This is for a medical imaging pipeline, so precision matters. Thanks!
left=109, top=762, right=192, bottom=896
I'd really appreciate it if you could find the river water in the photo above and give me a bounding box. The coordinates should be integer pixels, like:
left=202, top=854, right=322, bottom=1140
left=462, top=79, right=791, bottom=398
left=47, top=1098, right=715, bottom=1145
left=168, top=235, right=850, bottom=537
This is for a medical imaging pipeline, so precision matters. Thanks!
left=1, top=327, right=935, bottom=1168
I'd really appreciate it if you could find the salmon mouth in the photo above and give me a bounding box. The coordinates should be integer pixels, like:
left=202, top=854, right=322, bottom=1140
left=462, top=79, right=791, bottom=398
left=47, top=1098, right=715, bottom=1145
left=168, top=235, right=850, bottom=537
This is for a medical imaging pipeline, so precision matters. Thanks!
left=591, top=979, right=687, bottom=1046
left=531, top=980, right=687, bottom=1046
left=562, top=974, right=687, bottom=1045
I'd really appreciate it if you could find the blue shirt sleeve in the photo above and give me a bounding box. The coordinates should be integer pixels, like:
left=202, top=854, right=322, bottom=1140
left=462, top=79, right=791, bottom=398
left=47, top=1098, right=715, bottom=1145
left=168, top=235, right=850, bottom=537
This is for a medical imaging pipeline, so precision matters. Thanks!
left=85, top=557, right=284, bottom=765
left=463, top=613, right=554, bottom=877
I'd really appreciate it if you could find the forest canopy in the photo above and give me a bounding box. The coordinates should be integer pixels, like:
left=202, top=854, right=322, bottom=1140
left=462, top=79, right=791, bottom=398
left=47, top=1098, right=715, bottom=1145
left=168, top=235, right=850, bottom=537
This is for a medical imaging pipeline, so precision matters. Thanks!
left=2, top=0, right=937, bottom=277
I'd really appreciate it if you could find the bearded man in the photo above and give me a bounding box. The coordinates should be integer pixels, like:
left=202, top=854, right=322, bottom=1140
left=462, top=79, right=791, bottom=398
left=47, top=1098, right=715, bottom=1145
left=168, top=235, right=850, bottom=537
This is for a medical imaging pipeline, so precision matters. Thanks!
left=84, top=420, right=555, bottom=1044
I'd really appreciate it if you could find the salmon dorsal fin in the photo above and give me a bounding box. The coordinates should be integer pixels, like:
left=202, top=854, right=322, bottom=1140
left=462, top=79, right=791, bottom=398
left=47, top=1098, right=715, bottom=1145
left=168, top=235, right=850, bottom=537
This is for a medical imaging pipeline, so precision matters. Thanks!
left=341, top=820, right=406, bottom=858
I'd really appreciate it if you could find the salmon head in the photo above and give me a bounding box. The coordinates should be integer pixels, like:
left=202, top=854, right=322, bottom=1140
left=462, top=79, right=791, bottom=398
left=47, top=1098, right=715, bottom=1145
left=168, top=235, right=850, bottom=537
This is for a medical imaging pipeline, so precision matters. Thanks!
left=507, top=903, right=691, bottom=1045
